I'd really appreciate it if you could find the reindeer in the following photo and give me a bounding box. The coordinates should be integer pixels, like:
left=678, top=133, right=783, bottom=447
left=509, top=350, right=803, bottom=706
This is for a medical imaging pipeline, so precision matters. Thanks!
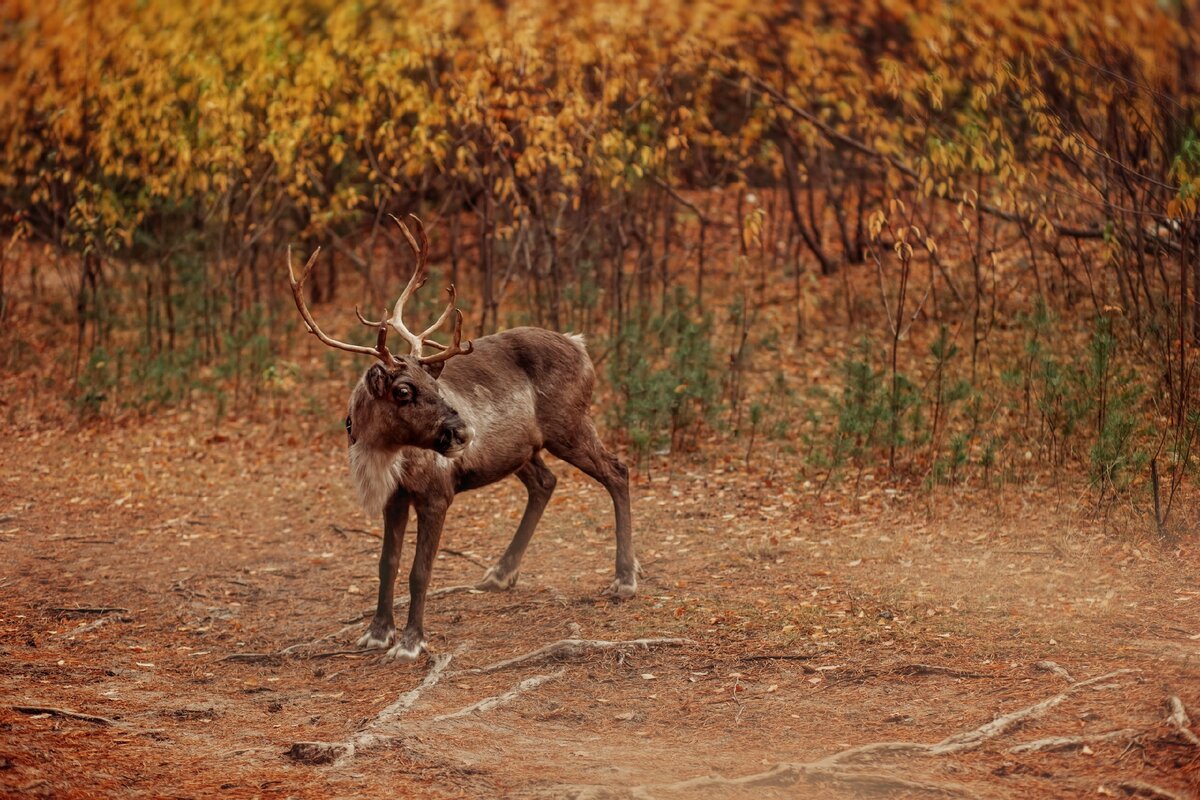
left=287, top=215, right=638, bottom=662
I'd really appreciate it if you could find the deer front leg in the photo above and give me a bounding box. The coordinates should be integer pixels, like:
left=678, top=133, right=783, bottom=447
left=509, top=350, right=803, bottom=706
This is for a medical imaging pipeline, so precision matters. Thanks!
left=387, top=496, right=449, bottom=663
left=357, top=491, right=409, bottom=649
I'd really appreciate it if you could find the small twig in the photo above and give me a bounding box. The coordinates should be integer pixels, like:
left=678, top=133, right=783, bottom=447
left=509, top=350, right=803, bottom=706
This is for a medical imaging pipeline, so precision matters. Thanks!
left=458, top=637, right=692, bottom=675
left=891, top=664, right=987, bottom=679
left=220, top=652, right=282, bottom=664
left=306, top=648, right=385, bottom=660
left=432, top=670, right=563, bottom=722
left=739, top=653, right=820, bottom=662
left=440, top=548, right=488, bottom=569
left=225, top=746, right=278, bottom=757
left=1119, top=780, right=1186, bottom=800
left=1166, top=696, right=1200, bottom=747
left=1034, top=660, right=1074, bottom=682
left=55, top=617, right=113, bottom=637
left=46, top=607, right=128, bottom=615
left=13, top=705, right=115, bottom=726
left=835, top=663, right=988, bottom=682
left=331, top=524, right=378, bottom=539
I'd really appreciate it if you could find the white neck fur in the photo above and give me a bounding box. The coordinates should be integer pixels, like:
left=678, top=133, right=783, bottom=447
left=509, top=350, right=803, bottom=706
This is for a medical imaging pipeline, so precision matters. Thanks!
left=348, top=444, right=405, bottom=518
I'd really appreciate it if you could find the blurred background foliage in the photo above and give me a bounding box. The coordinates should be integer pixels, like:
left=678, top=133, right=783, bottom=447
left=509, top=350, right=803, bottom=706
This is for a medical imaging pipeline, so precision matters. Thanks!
left=1, top=0, right=1198, bottom=525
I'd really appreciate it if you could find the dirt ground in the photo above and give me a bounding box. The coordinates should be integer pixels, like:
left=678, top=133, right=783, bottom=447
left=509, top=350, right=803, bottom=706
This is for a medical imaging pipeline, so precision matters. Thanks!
left=1, top=404, right=1199, bottom=799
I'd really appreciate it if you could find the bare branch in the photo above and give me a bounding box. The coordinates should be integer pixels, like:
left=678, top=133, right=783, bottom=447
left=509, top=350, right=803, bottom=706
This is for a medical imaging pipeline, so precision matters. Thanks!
left=13, top=705, right=115, bottom=726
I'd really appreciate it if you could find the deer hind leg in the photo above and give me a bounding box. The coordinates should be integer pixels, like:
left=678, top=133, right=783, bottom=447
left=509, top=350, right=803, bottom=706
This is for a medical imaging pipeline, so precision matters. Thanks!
left=477, top=453, right=557, bottom=592
left=548, top=422, right=638, bottom=599
left=357, top=491, right=409, bottom=649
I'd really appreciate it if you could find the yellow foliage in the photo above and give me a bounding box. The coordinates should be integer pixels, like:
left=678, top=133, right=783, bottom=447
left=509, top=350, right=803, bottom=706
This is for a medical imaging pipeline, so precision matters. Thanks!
left=0, top=0, right=1194, bottom=258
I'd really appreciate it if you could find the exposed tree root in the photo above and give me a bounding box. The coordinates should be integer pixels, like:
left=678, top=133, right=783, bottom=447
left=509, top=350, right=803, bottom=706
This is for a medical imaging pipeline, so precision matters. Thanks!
left=365, top=650, right=459, bottom=725
left=286, top=650, right=458, bottom=765
left=432, top=670, right=564, bottom=722
left=617, top=763, right=967, bottom=798
left=459, top=637, right=692, bottom=675
left=927, top=669, right=1136, bottom=755
left=1007, top=728, right=1138, bottom=754
left=556, top=668, right=1141, bottom=798
left=1166, top=696, right=1200, bottom=747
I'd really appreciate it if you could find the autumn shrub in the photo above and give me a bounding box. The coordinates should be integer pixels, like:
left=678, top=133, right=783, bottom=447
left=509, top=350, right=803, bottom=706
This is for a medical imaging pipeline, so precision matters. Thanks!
left=743, top=372, right=797, bottom=466
left=925, top=325, right=984, bottom=486
left=1080, top=318, right=1148, bottom=497
left=809, top=339, right=911, bottom=485
left=605, top=287, right=719, bottom=466
left=73, top=347, right=118, bottom=420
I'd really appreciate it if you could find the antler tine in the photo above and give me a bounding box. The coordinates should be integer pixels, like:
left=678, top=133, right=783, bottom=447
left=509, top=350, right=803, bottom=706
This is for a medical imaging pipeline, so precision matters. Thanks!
left=287, top=246, right=395, bottom=364
left=384, top=213, right=430, bottom=356
left=355, top=305, right=385, bottom=328
left=417, top=308, right=474, bottom=366
left=416, top=284, right=460, bottom=342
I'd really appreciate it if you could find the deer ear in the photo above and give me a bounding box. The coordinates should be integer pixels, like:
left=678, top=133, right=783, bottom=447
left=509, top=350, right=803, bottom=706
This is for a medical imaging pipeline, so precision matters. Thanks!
left=366, top=364, right=390, bottom=398
left=420, top=360, right=445, bottom=380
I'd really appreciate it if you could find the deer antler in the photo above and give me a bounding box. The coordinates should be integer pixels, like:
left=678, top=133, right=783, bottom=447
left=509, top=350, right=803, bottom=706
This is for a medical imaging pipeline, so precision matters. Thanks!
left=415, top=308, right=472, bottom=365
left=287, top=246, right=396, bottom=365
left=382, top=214, right=474, bottom=364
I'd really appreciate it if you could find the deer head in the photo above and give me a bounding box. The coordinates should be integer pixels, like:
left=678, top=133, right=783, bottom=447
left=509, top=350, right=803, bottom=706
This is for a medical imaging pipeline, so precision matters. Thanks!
left=287, top=214, right=475, bottom=467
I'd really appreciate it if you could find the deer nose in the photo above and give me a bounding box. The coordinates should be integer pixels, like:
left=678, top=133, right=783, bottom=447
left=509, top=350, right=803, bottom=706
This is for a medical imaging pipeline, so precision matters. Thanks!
left=454, top=423, right=474, bottom=449
left=435, top=412, right=471, bottom=456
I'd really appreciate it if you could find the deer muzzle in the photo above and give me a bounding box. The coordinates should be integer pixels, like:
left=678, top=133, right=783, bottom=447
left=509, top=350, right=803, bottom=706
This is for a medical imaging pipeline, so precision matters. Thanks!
left=435, top=412, right=472, bottom=458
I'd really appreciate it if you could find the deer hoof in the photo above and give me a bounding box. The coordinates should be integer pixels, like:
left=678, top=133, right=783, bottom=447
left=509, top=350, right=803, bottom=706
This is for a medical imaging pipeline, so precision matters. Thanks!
left=607, top=577, right=638, bottom=600
left=476, top=565, right=519, bottom=591
left=356, top=624, right=395, bottom=650
left=385, top=635, right=426, bottom=664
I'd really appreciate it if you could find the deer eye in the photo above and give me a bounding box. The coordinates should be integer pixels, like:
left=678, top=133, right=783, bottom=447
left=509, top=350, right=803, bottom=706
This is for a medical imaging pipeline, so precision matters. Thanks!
left=391, top=384, right=414, bottom=405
